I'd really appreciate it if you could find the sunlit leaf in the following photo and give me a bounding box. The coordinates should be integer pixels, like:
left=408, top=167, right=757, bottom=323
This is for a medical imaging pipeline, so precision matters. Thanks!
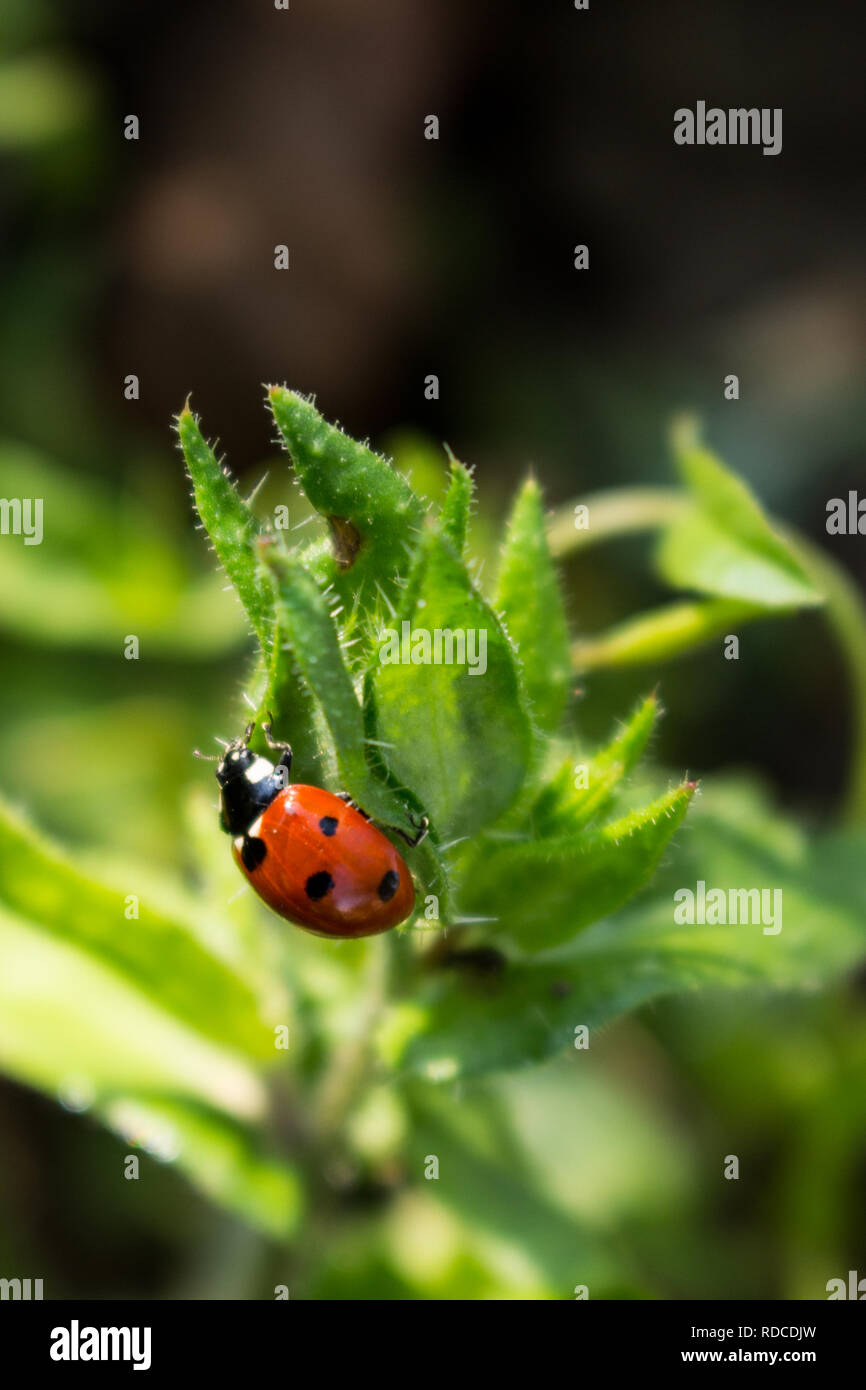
left=572, top=599, right=763, bottom=670
left=259, top=540, right=447, bottom=902
left=0, top=796, right=276, bottom=1059
left=530, top=693, right=660, bottom=835
left=368, top=528, right=532, bottom=842
left=438, top=451, right=474, bottom=554
left=381, top=800, right=866, bottom=1082
left=177, top=405, right=273, bottom=648
left=268, top=387, right=425, bottom=614
left=0, top=441, right=246, bottom=654
left=0, top=908, right=267, bottom=1117
left=656, top=425, right=822, bottom=609
left=461, top=783, right=695, bottom=951
left=495, top=477, right=571, bottom=734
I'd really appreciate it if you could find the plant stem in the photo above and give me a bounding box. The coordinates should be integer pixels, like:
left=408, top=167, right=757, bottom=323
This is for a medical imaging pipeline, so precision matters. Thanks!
left=571, top=598, right=767, bottom=671
left=547, top=487, right=686, bottom=558
left=548, top=487, right=866, bottom=826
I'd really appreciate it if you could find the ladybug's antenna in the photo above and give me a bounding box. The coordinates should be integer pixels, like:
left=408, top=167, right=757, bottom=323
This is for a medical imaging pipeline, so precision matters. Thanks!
left=193, top=734, right=231, bottom=762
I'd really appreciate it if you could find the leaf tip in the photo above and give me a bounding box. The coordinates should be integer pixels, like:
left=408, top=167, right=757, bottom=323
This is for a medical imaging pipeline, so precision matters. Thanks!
left=175, top=395, right=195, bottom=432
left=670, top=411, right=701, bottom=456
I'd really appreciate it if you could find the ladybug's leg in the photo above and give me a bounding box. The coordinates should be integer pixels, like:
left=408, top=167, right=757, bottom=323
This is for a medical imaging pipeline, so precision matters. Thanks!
left=335, top=791, right=371, bottom=821
left=393, top=813, right=429, bottom=849
left=335, top=791, right=428, bottom=847
left=260, top=717, right=293, bottom=780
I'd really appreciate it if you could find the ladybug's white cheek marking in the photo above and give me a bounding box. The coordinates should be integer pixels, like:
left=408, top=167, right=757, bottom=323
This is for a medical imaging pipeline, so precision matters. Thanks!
left=245, top=757, right=274, bottom=784
left=247, top=815, right=264, bottom=839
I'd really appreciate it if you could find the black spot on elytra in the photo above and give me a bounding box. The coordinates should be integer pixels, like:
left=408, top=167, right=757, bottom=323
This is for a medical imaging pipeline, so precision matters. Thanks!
left=241, top=836, right=267, bottom=871
left=305, top=870, right=334, bottom=901
left=318, top=816, right=338, bottom=837
left=377, top=869, right=400, bottom=903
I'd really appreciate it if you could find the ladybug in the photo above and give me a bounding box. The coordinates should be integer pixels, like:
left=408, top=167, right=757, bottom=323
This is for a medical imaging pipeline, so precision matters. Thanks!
left=202, top=718, right=427, bottom=939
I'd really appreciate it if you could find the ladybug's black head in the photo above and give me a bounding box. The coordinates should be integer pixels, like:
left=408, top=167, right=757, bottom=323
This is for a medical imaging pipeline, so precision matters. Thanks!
left=210, top=720, right=293, bottom=836
left=216, top=742, right=284, bottom=836
left=215, top=740, right=258, bottom=788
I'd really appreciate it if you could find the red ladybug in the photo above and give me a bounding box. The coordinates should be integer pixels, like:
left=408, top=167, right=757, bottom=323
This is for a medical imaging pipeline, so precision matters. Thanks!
left=204, top=719, right=427, bottom=938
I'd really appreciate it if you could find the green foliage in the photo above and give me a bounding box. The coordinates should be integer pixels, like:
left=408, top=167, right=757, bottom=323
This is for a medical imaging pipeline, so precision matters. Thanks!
left=438, top=450, right=474, bottom=553
left=178, top=407, right=273, bottom=648
left=495, top=476, right=571, bottom=734
left=0, top=441, right=245, bottom=654
left=461, top=783, right=695, bottom=952
left=0, top=795, right=275, bottom=1058
left=530, top=693, right=659, bottom=835
left=0, top=906, right=266, bottom=1115
left=573, top=597, right=766, bottom=670
left=561, top=422, right=829, bottom=673
left=367, top=526, right=533, bottom=842
left=3, top=389, right=865, bottom=1287
left=379, top=781, right=866, bottom=1083
left=404, top=1085, right=622, bottom=1293
left=101, top=1099, right=303, bottom=1240
left=268, top=386, right=425, bottom=614
left=656, top=422, right=822, bottom=609
left=259, top=539, right=444, bottom=899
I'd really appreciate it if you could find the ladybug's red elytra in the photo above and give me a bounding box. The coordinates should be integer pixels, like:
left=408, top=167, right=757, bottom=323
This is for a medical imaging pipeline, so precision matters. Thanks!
left=206, top=719, right=427, bottom=938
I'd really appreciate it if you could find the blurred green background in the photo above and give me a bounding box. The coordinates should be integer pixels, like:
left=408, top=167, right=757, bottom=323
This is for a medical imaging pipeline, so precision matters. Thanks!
left=1, top=0, right=865, bottom=1299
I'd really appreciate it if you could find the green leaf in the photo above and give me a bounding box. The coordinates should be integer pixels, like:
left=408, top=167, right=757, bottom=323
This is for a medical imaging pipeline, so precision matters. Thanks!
left=495, top=477, right=571, bottom=734
left=572, top=599, right=763, bottom=670
left=249, top=632, right=329, bottom=785
left=380, top=796, right=866, bottom=1082
left=460, top=783, right=695, bottom=951
left=530, top=693, right=660, bottom=836
left=0, top=907, right=267, bottom=1117
left=0, top=441, right=247, bottom=655
left=368, top=528, right=533, bottom=842
left=405, top=1087, right=622, bottom=1295
left=0, top=796, right=277, bottom=1059
left=656, top=424, right=822, bottom=609
left=101, top=1098, right=303, bottom=1239
left=177, top=405, right=273, bottom=648
left=258, top=540, right=409, bottom=827
left=243, top=557, right=332, bottom=783
left=493, top=1059, right=695, bottom=1228
left=268, top=387, right=425, bottom=612
left=0, top=902, right=299, bottom=1232
left=258, top=539, right=447, bottom=901
left=438, top=451, right=474, bottom=553
left=178, top=403, right=329, bottom=774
